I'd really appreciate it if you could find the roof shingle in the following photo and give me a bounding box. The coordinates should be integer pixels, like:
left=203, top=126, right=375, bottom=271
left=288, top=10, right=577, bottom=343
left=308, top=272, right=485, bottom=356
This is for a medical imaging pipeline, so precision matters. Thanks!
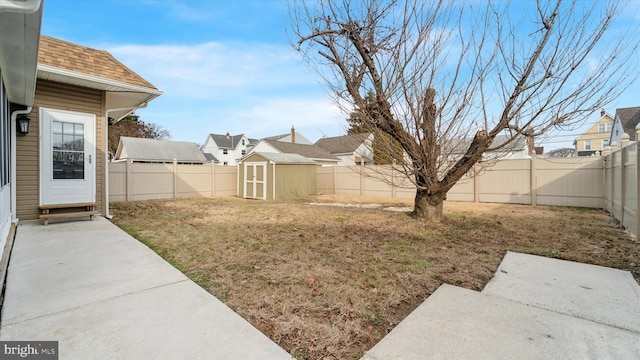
left=38, top=35, right=156, bottom=89
left=617, top=107, right=640, bottom=141
left=262, top=139, right=339, bottom=161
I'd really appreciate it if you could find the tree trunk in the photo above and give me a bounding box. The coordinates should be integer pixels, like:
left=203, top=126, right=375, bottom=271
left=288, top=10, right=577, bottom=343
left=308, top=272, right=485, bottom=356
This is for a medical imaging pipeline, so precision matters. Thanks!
left=413, top=189, right=446, bottom=221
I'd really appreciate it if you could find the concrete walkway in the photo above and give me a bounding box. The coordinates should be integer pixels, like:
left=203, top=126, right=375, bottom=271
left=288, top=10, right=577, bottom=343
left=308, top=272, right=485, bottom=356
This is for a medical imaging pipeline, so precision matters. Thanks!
left=3, top=218, right=640, bottom=359
left=0, top=217, right=292, bottom=359
left=363, top=251, right=640, bottom=359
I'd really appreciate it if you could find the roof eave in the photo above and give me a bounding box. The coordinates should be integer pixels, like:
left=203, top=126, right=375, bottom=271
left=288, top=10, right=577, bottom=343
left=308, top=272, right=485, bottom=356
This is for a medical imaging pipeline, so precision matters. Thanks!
left=37, top=64, right=162, bottom=120
left=37, top=64, right=162, bottom=95
left=0, top=2, right=43, bottom=106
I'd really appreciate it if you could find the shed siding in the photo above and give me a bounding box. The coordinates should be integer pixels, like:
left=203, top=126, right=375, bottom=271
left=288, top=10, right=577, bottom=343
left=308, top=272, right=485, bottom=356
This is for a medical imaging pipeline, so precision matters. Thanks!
left=275, top=164, right=316, bottom=199
left=16, top=80, right=105, bottom=219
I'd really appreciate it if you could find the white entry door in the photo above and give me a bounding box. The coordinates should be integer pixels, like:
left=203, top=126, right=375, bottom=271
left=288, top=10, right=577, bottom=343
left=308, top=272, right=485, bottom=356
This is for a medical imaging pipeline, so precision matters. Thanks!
left=40, top=108, right=96, bottom=206
left=244, top=162, right=267, bottom=200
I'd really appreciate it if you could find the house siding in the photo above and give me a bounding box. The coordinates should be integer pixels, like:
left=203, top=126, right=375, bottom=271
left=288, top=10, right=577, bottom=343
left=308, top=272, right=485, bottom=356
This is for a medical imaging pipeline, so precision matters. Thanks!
left=575, top=114, right=613, bottom=155
left=16, top=80, right=105, bottom=220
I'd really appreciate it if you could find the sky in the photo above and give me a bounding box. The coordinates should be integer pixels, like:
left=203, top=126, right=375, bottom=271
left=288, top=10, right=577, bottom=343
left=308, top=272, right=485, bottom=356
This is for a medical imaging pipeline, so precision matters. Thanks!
left=41, top=0, right=640, bottom=151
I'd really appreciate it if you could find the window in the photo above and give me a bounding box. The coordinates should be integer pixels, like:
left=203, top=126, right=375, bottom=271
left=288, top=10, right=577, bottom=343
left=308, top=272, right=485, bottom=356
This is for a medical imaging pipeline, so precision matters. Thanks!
left=584, top=140, right=591, bottom=150
left=602, top=139, right=609, bottom=148
left=223, top=149, right=228, bottom=155
left=52, top=121, right=84, bottom=179
left=598, top=123, right=613, bottom=133
left=241, top=150, right=246, bottom=155
left=223, top=161, right=228, bottom=166
left=242, top=139, right=245, bottom=145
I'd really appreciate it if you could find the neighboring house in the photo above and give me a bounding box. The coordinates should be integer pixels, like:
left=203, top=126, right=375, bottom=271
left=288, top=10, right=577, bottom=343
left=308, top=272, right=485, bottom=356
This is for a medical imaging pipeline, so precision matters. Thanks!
left=315, top=133, right=374, bottom=166
left=609, top=106, right=640, bottom=149
left=202, top=133, right=250, bottom=166
left=114, top=137, right=207, bottom=164
left=574, top=110, right=614, bottom=156
left=263, top=126, right=313, bottom=145
left=249, top=139, right=339, bottom=166
left=446, top=134, right=531, bottom=161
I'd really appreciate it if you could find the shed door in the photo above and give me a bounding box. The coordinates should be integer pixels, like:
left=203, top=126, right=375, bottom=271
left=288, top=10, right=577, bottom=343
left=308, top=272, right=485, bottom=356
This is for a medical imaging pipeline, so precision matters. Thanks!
left=40, top=108, right=96, bottom=206
left=244, top=162, right=266, bottom=200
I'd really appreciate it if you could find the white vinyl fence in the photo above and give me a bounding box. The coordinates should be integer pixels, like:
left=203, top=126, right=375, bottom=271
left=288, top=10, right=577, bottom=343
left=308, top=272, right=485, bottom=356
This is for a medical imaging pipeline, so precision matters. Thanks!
left=603, top=135, right=638, bottom=237
left=109, top=161, right=237, bottom=201
left=109, top=142, right=639, bottom=238
left=317, top=156, right=604, bottom=208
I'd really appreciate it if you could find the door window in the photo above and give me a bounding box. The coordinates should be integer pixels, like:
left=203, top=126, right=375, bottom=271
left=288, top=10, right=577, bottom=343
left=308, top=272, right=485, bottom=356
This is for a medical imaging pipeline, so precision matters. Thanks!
left=52, top=121, right=84, bottom=179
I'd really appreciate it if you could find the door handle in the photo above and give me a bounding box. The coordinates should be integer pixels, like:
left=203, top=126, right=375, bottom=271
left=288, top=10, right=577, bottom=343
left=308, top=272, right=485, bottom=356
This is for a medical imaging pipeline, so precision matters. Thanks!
left=88, top=154, right=92, bottom=164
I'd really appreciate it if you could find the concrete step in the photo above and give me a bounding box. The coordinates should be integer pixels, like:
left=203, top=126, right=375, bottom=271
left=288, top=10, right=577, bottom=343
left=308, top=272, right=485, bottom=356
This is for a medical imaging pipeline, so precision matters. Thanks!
left=482, top=251, right=640, bottom=333
left=362, top=284, right=640, bottom=360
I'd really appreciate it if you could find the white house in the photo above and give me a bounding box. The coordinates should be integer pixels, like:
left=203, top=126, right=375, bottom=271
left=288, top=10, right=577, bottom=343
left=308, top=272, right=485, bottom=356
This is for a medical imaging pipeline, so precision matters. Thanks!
left=315, top=133, right=374, bottom=165
left=249, top=139, right=339, bottom=166
left=202, top=133, right=250, bottom=166
left=263, top=126, right=312, bottom=145
left=609, top=107, right=640, bottom=149
left=446, top=134, right=532, bottom=161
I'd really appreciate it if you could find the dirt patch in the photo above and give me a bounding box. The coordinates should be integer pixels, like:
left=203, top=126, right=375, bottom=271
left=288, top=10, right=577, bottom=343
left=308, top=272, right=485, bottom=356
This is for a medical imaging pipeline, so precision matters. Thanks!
left=111, top=196, right=639, bottom=360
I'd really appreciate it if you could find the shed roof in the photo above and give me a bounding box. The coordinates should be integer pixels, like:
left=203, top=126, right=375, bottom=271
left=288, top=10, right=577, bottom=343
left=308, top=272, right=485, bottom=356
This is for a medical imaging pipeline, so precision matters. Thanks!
left=315, top=133, right=372, bottom=154
left=616, top=107, right=640, bottom=141
left=252, top=152, right=316, bottom=165
left=115, top=137, right=207, bottom=164
left=262, top=139, right=339, bottom=161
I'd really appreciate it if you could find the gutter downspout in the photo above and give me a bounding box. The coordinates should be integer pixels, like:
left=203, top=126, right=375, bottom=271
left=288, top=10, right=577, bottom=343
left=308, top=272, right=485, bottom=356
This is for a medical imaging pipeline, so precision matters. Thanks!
left=104, top=102, right=148, bottom=219
left=10, top=107, right=32, bottom=223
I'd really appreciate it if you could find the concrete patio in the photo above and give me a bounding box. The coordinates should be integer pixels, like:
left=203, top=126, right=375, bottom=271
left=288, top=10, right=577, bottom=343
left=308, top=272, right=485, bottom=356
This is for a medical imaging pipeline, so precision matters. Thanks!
left=0, top=217, right=292, bottom=359
left=1, top=218, right=639, bottom=359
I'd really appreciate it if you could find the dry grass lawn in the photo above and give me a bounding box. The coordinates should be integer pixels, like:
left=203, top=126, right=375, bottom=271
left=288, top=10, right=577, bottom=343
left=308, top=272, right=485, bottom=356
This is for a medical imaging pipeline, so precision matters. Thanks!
left=111, top=195, right=639, bottom=360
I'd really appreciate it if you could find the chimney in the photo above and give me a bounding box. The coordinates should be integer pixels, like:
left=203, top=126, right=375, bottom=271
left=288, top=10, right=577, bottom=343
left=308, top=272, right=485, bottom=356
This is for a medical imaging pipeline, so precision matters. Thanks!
left=225, top=132, right=230, bottom=138
left=291, top=125, right=296, bottom=144
left=600, top=109, right=605, bottom=117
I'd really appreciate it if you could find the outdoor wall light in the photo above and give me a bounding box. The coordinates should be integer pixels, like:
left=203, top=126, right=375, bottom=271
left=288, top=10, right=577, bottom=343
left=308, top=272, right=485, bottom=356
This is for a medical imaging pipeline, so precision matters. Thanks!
left=16, top=114, right=30, bottom=135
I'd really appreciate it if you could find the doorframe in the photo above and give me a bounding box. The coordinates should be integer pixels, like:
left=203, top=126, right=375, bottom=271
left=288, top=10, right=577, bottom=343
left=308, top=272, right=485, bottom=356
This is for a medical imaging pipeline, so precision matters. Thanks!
left=243, top=161, right=267, bottom=200
left=39, top=107, right=96, bottom=206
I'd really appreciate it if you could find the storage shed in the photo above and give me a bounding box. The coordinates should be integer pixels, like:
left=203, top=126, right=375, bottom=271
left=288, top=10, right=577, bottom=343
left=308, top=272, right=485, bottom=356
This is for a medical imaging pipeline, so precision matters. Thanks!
left=238, top=152, right=316, bottom=200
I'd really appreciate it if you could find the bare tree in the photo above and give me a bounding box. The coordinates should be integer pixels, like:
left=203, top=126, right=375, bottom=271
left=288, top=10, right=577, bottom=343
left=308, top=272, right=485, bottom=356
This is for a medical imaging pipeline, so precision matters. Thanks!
left=546, top=148, right=576, bottom=158
left=290, top=0, right=637, bottom=220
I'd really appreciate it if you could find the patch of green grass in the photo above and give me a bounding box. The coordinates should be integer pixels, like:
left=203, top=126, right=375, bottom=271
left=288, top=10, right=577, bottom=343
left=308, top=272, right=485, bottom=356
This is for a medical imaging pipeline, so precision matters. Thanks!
left=292, top=348, right=309, bottom=360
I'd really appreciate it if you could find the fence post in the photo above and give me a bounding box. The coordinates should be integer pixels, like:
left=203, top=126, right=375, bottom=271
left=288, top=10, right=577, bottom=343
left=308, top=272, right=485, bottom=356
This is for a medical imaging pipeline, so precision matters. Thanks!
left=603, top=146, right=611, bottom=211
left=125, top=160, right=132, bottom=201
left=531, top=151, right=538, bottom=206
left=332, top=165, right=337, bottom=194
left=173, top=159, right=178, bottom=199
left=620, top=134, right=629, bottom=228
left=360, top=162, right=364, bottom=196
left=611, top=143, right=618, bottom=214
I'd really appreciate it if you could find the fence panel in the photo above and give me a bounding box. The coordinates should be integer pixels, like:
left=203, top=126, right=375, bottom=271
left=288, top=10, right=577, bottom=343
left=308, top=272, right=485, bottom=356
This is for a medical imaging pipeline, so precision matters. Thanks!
left=108, top=162, right=238, bottom=202
left=536, top=157, right=604, bottom=208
